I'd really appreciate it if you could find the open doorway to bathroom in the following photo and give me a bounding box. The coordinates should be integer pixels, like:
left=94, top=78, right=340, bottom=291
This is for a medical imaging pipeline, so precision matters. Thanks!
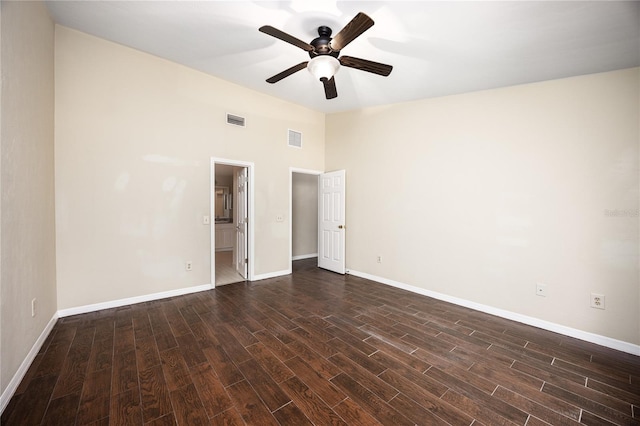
left=212, top=159, right=253, bottom=286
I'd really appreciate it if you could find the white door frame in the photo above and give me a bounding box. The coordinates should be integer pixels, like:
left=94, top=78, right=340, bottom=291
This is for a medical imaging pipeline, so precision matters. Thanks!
left=211, top=158, right=255, bottom=287
left=289, top=167, right=323, bottom=274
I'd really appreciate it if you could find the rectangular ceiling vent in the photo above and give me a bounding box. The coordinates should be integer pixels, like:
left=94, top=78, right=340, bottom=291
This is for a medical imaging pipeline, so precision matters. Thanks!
left=226, top=113, right=246, bottom=127
left=288, top=129, right=302, bottom=148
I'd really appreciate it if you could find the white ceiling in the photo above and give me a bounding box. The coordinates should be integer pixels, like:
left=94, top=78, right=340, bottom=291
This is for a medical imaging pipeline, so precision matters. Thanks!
left=46, top=1, right=640, bottom=114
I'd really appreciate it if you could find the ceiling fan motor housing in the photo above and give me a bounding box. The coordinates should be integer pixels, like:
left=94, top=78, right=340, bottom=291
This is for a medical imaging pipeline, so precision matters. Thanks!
left=310, top=26, right=339, bottom=58
left=260, top=12, right=391, bottom=100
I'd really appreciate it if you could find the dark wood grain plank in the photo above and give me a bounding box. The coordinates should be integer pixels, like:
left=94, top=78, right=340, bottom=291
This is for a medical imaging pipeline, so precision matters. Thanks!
left=189, top=362, right=233, bottom=418
left=271, top=401, right=314, bottom=426
left=144, top=413, right=177, bottom=426
left=210, top=408, right=245, bottom=426
left=109, top=388, right=142, bottom=425
left=493, top=385, right=582, bottom=426
left=138, top=365, right=172, bottom=423
left=387, top=392, right=452, bottom=425
left=162, top=303, right=192, bottom=337
left=542, top=382, right=636, bottom=425
left=236, top=358, right=291, bottom=411
left=77, top=368, right=112, bottom=425
left=169, top=383, right=209, bottom=426
left=328, top=352, right=398, bottom=402
left=87, top=337, right=114, bottom=373
left=159, top=347, right=192, bottom=392
left=226, top=380, right=279, bottom=426
left=286, top=338, right=342, bottom=380
left=41, top=392, right=81, bottom=426
left=202, top=344, right=244, bottom=387
left=441, top=389, right=519, bottom=426
left=175, top=332, right=207, bottom=367
left=3, top=374, right=58, bottom=425
left=113, top=324, right=135, bottom=353
left=13, top=353, right=44, bottom=396
left=154, top=331, right=178, bottom=353
left=245, top=341, right=295, bottom=383
left=330, top=373, right=414, bottom=426
left=280, top=376, right=348, bottom=426
left=253, top=329, right=296, bottom=362
left=285, top=356, right=346, bottom=407
left=135, top=334, right=161, bottom=372
left=332, top=397, right=384, bottom=426
left=33, top=341, right=72, bottom=378
left=111, top=349, right=138, bottom=396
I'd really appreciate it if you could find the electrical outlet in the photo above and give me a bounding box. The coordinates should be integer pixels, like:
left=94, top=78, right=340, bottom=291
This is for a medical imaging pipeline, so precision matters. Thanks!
left=203, top=215, right=210, bottom=225
left=590, top=293, right=605, bottom=310
left=377, top=255, right=382, bottom=263
left=31, top=298, right=37, bottom=317
left=536, top=283, right=547, bottom=297
left=276, top=214, right=284, bottom=222
left=185, top=261, right=193, bottom=271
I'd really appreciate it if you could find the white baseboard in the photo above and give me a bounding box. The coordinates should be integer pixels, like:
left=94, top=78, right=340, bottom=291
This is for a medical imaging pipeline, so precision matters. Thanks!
left=1, top=313, right=59, bottom=414
left=57, top=283, right=213, bottom=318
left=252, top=269, right=290, bottom=281
left=292, top=253, right=318, bottom=261
left=348, top=269, right=640, bottom=356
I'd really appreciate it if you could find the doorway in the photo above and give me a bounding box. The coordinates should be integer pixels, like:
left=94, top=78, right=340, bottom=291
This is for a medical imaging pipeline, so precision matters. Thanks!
left=289, top=168, right=322, bottom=273
left=211, top=158, right=254, bottom=286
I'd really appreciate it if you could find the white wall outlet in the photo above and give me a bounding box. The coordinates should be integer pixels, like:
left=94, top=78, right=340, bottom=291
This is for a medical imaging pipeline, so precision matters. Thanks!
left=185, top=261, right=193, bottom=271
left=377, top=255, right=382, bottom=263
left=590, top=293, right=605, bottom=309
left=203, top=215, right=210, bottom=225
left=31, top=298, right=37, bottom=317
left=276, top=214, right=284, bottom=222
left=536, top=283, right=547, bottom=297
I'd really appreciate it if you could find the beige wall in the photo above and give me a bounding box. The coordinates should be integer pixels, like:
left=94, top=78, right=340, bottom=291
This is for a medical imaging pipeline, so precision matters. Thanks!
left=292, top=173, right=318, bottom=258
left=55, top=27, right=325, bottom=310
left=326, top=68, right=640, bottom=345
left=1, top=1, right=56, bottom=395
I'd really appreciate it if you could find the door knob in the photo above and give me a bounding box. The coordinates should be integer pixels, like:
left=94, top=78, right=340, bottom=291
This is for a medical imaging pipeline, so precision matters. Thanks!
left=338, top=225, right=345, bottom=229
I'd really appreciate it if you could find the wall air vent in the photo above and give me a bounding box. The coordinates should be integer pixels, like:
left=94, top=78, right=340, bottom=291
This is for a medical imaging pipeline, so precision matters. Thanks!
left=226, top=113, right=246, bottom=127
left=288, top=129, right=302, bottom=148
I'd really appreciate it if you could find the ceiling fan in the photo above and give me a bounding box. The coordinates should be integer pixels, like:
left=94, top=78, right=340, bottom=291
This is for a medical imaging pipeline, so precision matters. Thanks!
left=259, top=12, right=393, bottom=100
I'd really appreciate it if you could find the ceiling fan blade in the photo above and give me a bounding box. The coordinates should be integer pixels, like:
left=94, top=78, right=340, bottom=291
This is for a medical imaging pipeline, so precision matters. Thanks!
left=266, top=62, right=309, bottom=84
left=321, top=77, right=337, bottom=99
left=329, top=12, right=374, bottom=51
left=339, top=56, right=393, bottom=76
left=259, top=26, right=314, bottom=52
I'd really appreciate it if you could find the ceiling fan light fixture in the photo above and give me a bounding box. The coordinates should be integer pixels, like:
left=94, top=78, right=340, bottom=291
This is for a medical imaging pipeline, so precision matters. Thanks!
left=307, top=55, right=340, bottom=81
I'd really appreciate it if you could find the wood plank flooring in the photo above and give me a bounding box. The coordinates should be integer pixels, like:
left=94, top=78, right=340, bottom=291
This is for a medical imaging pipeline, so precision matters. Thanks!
left=3, top=258, right=639, bottom=425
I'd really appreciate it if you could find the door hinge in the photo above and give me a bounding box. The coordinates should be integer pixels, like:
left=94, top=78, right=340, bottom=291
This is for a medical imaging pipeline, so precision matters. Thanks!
left=245, top=258, right=248, bottom=264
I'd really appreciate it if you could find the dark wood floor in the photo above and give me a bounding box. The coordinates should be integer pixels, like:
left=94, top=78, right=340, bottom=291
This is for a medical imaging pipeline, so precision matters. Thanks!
left=2, top=259, right=639, bottom=425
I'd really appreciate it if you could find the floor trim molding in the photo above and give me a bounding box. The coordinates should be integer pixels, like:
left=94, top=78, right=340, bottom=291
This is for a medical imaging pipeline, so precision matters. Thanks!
left=348, top=269, right=640, bottom=356
left=57, top=283, right=214, bottom=318
left=0, top=313, right=59, bottom=415
left=252, top=269, right=290, bottom=281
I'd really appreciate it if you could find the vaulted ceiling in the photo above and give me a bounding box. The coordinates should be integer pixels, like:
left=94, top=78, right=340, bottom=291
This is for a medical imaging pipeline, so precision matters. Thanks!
left=46, top=1, right=640, bottom=113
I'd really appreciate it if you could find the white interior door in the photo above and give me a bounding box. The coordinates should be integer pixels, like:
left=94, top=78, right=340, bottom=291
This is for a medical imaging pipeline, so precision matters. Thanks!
left=318, top=170, right=346, bottom=274
left=235, top=168, right=248, bottom=278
